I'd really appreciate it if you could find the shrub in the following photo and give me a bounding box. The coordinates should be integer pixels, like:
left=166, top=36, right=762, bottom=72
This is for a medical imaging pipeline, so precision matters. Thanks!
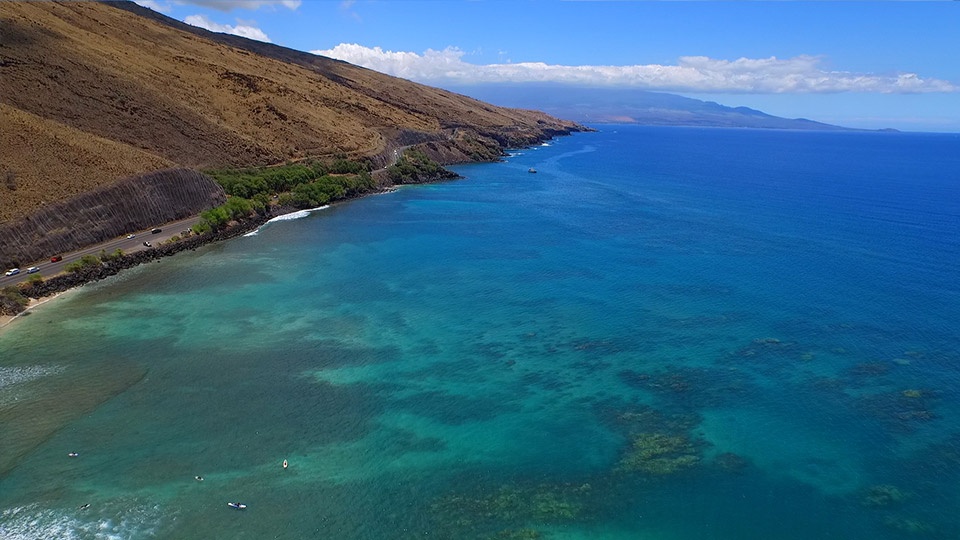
left=100, top=248, right=124, bottom=262
left=66, top=254, right=101, bottom=273
left=387, top=149, right=446, bottom=184
left=0, top=286, right=29, bottom=315
left=192, top=222, right=212, bottom=235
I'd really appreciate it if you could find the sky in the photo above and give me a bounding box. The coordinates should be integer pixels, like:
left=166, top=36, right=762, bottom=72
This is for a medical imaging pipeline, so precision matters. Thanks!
left=135, top=0, right=960, bottom=132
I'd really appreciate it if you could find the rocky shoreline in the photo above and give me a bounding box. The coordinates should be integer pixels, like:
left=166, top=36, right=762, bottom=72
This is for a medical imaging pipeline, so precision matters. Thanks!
left=1, top=176, right=436, bottom=321
left=21, top=214, right=272, bottom=298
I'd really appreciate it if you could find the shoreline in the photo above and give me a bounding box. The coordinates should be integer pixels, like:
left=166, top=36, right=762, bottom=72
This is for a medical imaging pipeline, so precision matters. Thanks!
left=0, top=291, right=70, bottom=331
left=0, top=184, right=405, bottom=331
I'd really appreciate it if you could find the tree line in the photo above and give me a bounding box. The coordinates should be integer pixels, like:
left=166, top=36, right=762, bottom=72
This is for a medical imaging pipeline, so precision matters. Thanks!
left=195, top=150, right=451, bottom=234
left=195, top=158, right=377, bottom=233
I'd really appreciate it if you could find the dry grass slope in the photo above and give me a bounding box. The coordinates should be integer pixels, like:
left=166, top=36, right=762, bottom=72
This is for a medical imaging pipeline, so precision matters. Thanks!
left=0, top=1, right=581, bottom=223
left=0, top=104, right=174, bottom=223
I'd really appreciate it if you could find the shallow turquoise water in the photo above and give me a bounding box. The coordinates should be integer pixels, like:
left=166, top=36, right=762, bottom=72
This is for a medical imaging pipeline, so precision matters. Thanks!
left=2, top=126, right=960, bottom=539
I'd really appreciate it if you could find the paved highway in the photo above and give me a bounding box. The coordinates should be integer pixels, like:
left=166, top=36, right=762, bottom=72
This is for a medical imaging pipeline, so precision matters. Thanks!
left=1, top=215, right=203, bottom=287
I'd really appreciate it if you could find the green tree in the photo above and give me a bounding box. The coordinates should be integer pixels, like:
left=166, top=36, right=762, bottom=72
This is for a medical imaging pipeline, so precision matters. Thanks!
left=65, top=254, right=101, bottom=273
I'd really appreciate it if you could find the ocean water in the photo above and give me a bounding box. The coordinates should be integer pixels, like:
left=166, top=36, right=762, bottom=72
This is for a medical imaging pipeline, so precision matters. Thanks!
left=2, top=125, right=960, bottom=539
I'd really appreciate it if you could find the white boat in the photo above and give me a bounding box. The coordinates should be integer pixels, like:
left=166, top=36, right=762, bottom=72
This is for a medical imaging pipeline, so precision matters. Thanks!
left=528, top=168, right=537, bottom=174
left=227, top=502, right=247, bottom=510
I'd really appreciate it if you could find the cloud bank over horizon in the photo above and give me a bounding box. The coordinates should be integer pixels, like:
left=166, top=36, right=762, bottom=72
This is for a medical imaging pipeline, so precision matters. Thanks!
left=313, top=44, right=957, bottom=94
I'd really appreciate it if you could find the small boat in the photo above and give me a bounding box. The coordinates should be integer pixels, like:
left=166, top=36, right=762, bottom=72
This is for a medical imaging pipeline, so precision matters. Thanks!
left=195, top=475, right=204, bottom=481
left=282, top=459, right=288, bottom=469
left=227, top=502, right=247, bottom=510
left=67, top=452, right=79, bottom=458
left=78, top=503, right=90, bottom=510
left=528, top=168, right=537, bottom=174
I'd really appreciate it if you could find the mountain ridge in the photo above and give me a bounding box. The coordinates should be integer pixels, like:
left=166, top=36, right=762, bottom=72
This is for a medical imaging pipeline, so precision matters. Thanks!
left=445, top=84, right=862, bottom=131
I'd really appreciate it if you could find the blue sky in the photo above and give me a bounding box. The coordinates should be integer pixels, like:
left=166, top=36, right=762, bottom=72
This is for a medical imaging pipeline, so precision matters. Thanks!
left=136, top=1, right=960, bottom=132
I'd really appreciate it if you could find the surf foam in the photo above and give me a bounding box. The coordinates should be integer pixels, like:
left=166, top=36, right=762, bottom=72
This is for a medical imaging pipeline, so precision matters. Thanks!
left=0, top=503, right=163, bottom=540
left=0, top=365, right=65, bottom=390
left=244, top=205, right=330, bottom=236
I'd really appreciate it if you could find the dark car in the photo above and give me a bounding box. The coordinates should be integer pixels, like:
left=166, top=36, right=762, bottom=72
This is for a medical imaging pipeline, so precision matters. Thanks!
left=151, top=228, right=162, bottom=234
left=51, top=255, right=63, bottom=262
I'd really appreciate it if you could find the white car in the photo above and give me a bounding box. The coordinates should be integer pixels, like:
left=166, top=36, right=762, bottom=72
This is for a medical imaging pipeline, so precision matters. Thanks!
left=4, top=268, right=20, bottom=276
left=127, top=234, right=136, bottom=239
left=26, top=267, right=39, bottom=274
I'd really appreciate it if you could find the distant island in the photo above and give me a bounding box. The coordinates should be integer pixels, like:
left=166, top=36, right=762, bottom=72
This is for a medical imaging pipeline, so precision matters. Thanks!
left=447, top=84, right=883, bottom=131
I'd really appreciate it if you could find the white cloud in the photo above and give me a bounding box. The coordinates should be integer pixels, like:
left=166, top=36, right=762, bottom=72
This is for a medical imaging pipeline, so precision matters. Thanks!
left=311, top=44, right=958, bottom=94
left=175, top=0, right=300, bottom=11
left=184, top=14, right=271, bottom=42
left=339, top=0, right=361, bottom=22
left=133, top=0, right=173, bottom=13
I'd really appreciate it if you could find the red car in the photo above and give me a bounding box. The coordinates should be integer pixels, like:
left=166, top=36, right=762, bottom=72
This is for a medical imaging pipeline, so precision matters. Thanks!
left=50, top=255, right=63, bottom=262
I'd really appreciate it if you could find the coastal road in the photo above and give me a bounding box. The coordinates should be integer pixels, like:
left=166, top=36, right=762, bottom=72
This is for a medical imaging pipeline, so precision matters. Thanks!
left=1, top=215, right=203, bottom=288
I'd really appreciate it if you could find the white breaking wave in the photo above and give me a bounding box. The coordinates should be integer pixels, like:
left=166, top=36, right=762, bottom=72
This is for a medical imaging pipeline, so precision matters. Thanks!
left=244, top=205, right=330, bottom=237
left=0, top=503, right=163, bottom=540
left=0, top=365, right=65, bottom=390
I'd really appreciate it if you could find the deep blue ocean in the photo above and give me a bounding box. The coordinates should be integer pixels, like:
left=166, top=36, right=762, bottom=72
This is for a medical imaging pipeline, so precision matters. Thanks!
left=2, top=125, right=960, bottom=539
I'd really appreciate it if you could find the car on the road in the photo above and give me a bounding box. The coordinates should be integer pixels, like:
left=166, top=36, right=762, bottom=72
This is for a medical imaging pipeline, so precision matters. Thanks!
left=5, top=268, right=20, bottom=276
left=127, top=234, right=136, bottom=239
left=26, top=267, right=39, bottom=274
left=151, top=228, right=162, bottom=234
left=143, top=241, right=152, bottom=247
left=50, top=255, right=62, bottom=262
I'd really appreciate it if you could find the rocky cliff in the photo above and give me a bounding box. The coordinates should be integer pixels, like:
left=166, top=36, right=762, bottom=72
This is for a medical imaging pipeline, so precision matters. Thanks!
left=0, top=169, right=225, bottom=268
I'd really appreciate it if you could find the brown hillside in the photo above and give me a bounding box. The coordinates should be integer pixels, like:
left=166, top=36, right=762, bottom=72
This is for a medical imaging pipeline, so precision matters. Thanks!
left=0, top=103, right=174, bottom=223
left=0, top=1, right=582, bottom=223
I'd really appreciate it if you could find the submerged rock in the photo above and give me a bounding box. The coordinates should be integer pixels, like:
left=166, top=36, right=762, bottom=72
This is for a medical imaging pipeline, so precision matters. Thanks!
left=861, top=484, right=909, bottom=507
left=429, top=482, right=588, bottom=539
left=883, top=516, right=935, bottom=535
left=618, top=432, right=701, bottom=476
left=490, top=529, right=542, bottom=540
left=714, top=452, right=751, bottom=474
